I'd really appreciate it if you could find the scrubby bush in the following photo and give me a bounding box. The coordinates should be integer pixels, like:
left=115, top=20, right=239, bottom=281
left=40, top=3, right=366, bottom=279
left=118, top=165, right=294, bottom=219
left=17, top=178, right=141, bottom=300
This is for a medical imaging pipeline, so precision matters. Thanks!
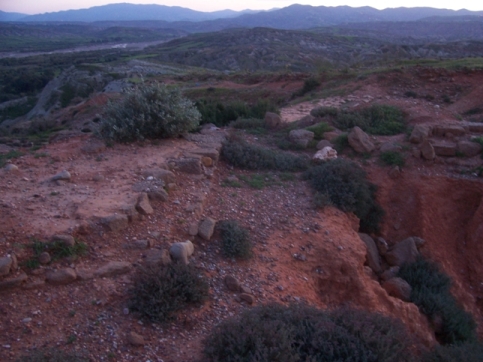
left=128, top=263, right=209, bottom=323
left=380, top=151, right=405, bottom=167
left=398, top=257, right=477, bottom=344
left=304, top=159, right=384, bottom=233
left=15, top=348, right=88, bottom=362
left=293, top=77, right=321, bottom=98
left=202, top=303, right=413, bottom=362
left=333, top=133, right=349, bottom=152
left=99, top=82, right=201, bottom=143
left=305, top=121, right=333, bottom=140
left=231, top=118, right=266, bottom=130
left=221, top=137, right=310, bottom=172
left=422, top=342, right=483, bottom=362
left=218, top=220, right=252, bottom=259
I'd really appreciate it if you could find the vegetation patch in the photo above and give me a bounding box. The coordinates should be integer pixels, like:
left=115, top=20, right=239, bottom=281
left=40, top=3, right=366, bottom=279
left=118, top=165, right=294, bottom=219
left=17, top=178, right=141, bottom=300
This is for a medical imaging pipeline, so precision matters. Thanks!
left=380, top=150, right=405, bottom=166
left=305, top=121, right=333, bottom=139
left=0, top=149, right=23, bottom=168
left=203, top=303, right=413, bottom=362
left=23, top=239, right=87, bottom=269
left=422, top=342, right=483, bottom=362
left=398, top=257, right=477, bottom=344
left=304, top=159, right=384, bottom=233
left=128, top=263, right=209, bottom=323
left=99, top=82, right=201, bottom=143
left=218, top=220, right=252, bottom=260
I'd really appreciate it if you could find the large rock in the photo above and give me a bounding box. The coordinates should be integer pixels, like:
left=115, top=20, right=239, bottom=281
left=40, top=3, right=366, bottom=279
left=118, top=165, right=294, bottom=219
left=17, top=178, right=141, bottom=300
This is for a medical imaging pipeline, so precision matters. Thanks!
left=433, top=142, right=456, bottom=157
left=296, top=115, right=315, bottom=128
left=136, top=192, right=153, bottom=215
left=225, top=275, right=241, bottom=292
left=144, top=249, right=171, bottom=267
left=382, top=277, right=412, bottom=302
left=385, top=237, right=420, bottom=267
left=420, top=140, right=435, bottom=160
left=432, top=125, right=466, bottom=137
left=0, top=273, right=28, bottom=290
left=316, top=139, right=333, bottom=150
left=176, top=158, right=202, bottom=174
left=313, top=147, right=337, bottom=162
left=358, top=233, right=381, bottom=273
left=51, top=170, right=71, bottom=181
left=348, top=126, right=375, bottom=153
left=170, top=240, right=194, bottom=265
left=264, top=112, right=282, bottom=129
left=409, top=125, right=431, bottom=144
left=0, top=256, right=13, bottom=276
left=289, top=129, right=314, bottom=148
left=380, top=266, right=400, bottom=282
left=198, top=218, right=216, bottom=240
left=46, top=268, right=77, bottom=285
left=101, top=214, right=129, bottom=232
left=95, top=261, right=132, bottom=278
left=457, top=141, right=482, bottom=157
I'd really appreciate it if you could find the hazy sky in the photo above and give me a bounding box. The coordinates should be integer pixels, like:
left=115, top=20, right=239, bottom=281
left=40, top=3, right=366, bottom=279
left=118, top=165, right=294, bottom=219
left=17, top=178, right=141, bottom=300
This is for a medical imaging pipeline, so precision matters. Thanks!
left=1, top=0, right=482, bottom=15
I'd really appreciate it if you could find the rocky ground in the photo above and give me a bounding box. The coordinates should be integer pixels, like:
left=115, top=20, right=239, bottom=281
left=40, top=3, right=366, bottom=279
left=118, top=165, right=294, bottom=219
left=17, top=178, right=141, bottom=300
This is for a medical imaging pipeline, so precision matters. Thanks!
left=1, top=66, right=483, bottom=361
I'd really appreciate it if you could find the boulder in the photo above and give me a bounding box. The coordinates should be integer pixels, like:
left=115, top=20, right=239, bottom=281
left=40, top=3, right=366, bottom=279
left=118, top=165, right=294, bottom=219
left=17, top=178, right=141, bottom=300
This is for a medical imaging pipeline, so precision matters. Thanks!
left=432, top=125, right=466, bottom=137
left=170, top=240, right=194, bottom=265
left=38, top=252, right=51, bottom=265
left=433, top=142, right=456, bottom=157
left=144, top=249, right=171, bottom=267
left=142, top=169, right=176, bottom=184
left=101, top=214, right=129, bottom=232
left=136, top=192, right=153, bottom=215
left=382, top=277, right=412, bottom=302
left=385, top=238, right=420, bottom=267
left=457, top=141, right=482, bottom=157
left=313, top=147, right=337, bottom=162
left=296, top=115, right=315, bottom=128
left=420, top=140, right=435, bottom=160
left=176, top=158, right=202, bottom=174
left=316, top=139, right=333, bottom=150
left=289, top=129, right=314, bottom=148
left=348, top=127, right=375, bottom=153
left=376, top=237, right=389, bottom=256
left=225, top=275, right=241, bottom=292
left=95, top=261, right=132, bottom=278
left=380, top=266, right=400, bottom=282
left=358, top=233, right=381, bottom=273
left=198, top=218, right=216, bottom=240
left=0, top=273, right=28, bottom=290
left=409, top=125, right=431, bottom=144
left=120, top=204, right=141, bottom=223
left=0, top=256, right=13, bottom=276
left=4, top=164, right=19, bottom=172
left=46, top=268, right=77, bottom=285
left=380, top=142, right=403, bottom=153
left=240, top=293, right=255, bottom=305
left=323, top=131, right=341, bottom=142
left=264, top=112, right=282, bottom=129
left=51, top=170, right=71, bottom=181
left=128, top=332, right=145, bottom=346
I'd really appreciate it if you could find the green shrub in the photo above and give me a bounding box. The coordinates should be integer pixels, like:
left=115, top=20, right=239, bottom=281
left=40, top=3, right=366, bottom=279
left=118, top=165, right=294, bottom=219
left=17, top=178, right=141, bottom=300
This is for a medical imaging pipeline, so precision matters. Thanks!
left=231, top=118, right=266, bottom=130
left=218, top=220, right=252, bottom=259
left=333, top=133, right=349, bottom=152
left=221, top=137, right=310, bottom=172
left=398, top=258, right=477, bottom=344
left=380, top=151, right=405, bottom=167
left=304, top=159, right=384, bottom=233
left=305, top=121, right=333, bottom=140
left=310, top=106, right=339, bottom=118
left=128, top=263, right=209, bottom=323
left=16, top=348, right=88, bottom=362
left=99, top=82, right=201, bottom=143
left=293, top=77, right=321, bottom=98
left=422, top=342, right=483, bottom=362
left=202, top=303, right=413, bottom=362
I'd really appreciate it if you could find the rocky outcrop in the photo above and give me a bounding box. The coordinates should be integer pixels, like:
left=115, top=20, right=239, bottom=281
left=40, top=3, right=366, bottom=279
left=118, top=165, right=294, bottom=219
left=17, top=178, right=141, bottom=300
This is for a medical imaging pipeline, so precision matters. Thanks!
left=198, top=218, right=216, bottom=240
left=420, top=140, right=435, bottom=160
left=457, top=141, right=482, bottom=157
left=348, top=127, right=375, bottom=153
left=409, top=125, right=431, bottom=144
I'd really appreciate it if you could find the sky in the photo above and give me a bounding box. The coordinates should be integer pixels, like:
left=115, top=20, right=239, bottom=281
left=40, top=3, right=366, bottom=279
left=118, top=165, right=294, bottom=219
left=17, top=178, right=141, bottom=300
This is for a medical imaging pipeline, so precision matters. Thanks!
left=1, top=0, right=482, bottom=15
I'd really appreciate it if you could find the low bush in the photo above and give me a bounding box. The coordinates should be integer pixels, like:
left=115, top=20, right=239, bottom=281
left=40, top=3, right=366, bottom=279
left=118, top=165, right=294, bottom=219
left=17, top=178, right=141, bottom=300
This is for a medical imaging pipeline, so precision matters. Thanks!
left=304, top=159, right=384, bottom=233
left=305, top=121, right=333, bottom=140
left=380, top=151, right=405, bottom=167
left=398, top=258, right=477, bottom=344
left=129, top=263, right=209, bottom=323
left=16, top=348, right=88, bottom=362
left=218, top=220, right=252, bottom=259
left=310, top=106, right=339, bottom=118
left=230, top=118, right=266, bottom=130
left=23, top=238, right=87, bottom=269
left=292, top=77, right=321, bottom=98
left=422, top=342, right=483, bottom=362
left=99, top=82, right=201, bottom=143
left=332, top=133, right=349, bottom=152
left=202, top=303, right=413, bottom=362
left=221, top=137, right=310, bottom=172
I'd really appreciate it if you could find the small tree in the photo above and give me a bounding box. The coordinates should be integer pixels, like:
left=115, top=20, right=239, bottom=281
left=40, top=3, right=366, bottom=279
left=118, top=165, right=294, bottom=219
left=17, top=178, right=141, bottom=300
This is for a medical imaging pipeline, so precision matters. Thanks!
left=99, top=82, right=201, bottom=143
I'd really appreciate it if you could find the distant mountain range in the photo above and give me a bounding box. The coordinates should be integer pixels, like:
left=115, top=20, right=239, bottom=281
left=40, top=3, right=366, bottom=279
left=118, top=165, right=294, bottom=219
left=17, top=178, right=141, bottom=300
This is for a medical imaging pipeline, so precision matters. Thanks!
left=0, top=3, right=482, bottom=27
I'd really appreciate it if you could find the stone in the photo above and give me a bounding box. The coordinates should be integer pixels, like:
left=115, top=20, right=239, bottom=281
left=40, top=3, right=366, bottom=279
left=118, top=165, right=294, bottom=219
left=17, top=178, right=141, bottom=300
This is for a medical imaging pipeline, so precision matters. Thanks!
left=240, top=293, right=255, bottom=305
left=95, top=261, right=132, bottom=278
left=170, top=240, right=194, bottom=265
left=201, top=156, right=213, bottom=167
left=385, top=237, right=420, bottom=267
left=75, top=268, right=95, bottom=280
left=176, top=158, right=202, bottom=174
left=147, top=189, right=169, bottom=202
left=433, top=142, right=457, bottom=157
left=316, top=139, right=333, bottom=150
left=10, top=253, right=18, bottom=271
left=188, top=223, right=199, bottom=236
left=264, top=112, right=282, bottom=129
left=312, top=147, right=337, bottom=162
left=358, top=233, right=381, bottom=273
left=142, top=169, right=176, bottom=184
left=0, top=273, right=28, bottom=290
left=432, top=125, right=466, bottom=137
left=240, top=285, right=252, bottom=294
left=38, top=252, right=51, bottom=265
left=120, top=204, right=140, bottom=222
left=144, top=249, right=171, bottom=267
left=380, top=142, right=402, bottom=153
left=128, top=331, right=145, bottom=346
left=296, top=115, right=316, bottom=128
left=198, top=218, right=216, bottom=240
left=136, top=192, right=153, bottom=215
left=289, top=129, right=314, bottom=148
left=380, top=266, right=401, bottom=281
left=123, top=239, right=150, bottom=250
left=0, top=256, right=13, bottom=276
left=409, top=125, right=431, bottom=144
left=412, top=237, right=426, bottom=249
left=45, top=268, right=77, bottom=285
left=4, top=164, right=19, bottom=172
left=382, top=277, right=412, bottom=302
left=51, top=170, right=71, bottom=181
left=224, top=275, right=241, bottom=292
left=457, top=141, right=482, bottom=157
left=101, top=214, right=129, bottom=232
left=51, top=234, right=75, bottom=247
left=348, top=126, right=375, bottom=153
left=420, top=140, right=435, bottom=160
left=376, top=237, right=388, bottom=255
